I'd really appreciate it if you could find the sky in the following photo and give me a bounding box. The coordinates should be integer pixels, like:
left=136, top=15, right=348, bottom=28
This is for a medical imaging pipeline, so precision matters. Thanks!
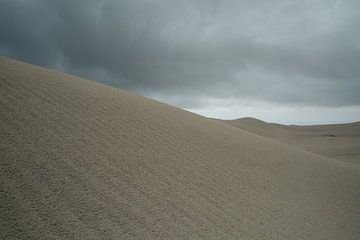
left=1, top=0, right=359, bottom=124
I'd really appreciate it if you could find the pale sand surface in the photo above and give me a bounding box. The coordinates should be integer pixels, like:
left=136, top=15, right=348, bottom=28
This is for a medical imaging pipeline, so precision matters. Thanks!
left=224, top=117, right=360, bottom=164
left=1, top=57, right=360, bottom=239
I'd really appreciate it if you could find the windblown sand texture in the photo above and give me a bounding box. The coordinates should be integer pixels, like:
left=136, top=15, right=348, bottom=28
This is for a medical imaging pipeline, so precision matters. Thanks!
left=1, top=57, right=360, bottom=239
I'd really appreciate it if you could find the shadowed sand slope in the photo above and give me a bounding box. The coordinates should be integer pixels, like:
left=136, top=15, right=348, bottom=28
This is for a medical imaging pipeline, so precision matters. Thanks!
left=1, top=57, right=360, bottom=239
left=225, top=117, right=360, bottom=164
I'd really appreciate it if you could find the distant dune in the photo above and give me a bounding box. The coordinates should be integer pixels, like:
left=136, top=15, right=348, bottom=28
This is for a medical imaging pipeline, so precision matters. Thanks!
left=224, top=117, right=360, bottom=164
left=1, top=57, right=360, bottom=239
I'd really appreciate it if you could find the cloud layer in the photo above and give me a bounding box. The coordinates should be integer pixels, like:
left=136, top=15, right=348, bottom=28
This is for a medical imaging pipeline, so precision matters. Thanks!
left=1, top=0, right=359, bottom=122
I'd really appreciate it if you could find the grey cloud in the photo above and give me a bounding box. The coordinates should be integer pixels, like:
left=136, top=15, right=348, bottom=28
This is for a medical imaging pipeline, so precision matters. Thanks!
left=0, top=0, right=359, bottom=110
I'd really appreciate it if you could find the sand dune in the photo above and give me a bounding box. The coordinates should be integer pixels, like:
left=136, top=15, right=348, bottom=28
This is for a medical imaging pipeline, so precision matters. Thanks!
left=224, top=117, right=360, bottom=164
left=1, top=57, right=360, bottom=239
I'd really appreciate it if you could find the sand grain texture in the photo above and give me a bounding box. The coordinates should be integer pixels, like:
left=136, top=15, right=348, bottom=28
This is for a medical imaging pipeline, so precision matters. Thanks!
left=1, top=57, right=360, bottom=239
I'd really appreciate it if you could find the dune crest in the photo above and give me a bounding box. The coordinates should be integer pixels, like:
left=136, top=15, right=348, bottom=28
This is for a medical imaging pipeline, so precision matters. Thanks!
left=1, top=57, right=360, bottom=239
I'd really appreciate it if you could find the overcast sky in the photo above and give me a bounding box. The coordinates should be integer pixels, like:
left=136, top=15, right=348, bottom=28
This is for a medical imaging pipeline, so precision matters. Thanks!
left=1, top=0, right=359, bottom=124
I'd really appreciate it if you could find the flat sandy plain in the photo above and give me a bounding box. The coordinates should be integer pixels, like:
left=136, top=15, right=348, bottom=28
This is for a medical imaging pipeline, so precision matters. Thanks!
left=224, top=117, right=360, bottom=164
left=1, top=57, right=360, bottom=239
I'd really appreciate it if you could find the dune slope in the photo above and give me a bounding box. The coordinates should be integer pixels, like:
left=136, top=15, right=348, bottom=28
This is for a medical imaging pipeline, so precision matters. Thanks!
left=225, top=117, right=360, bottom=164
left=1, top=57, right=360, bottom=239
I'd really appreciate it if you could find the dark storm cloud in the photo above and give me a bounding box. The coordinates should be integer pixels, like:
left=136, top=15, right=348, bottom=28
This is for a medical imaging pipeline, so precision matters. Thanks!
left=1, top=0, right=360, bottom=108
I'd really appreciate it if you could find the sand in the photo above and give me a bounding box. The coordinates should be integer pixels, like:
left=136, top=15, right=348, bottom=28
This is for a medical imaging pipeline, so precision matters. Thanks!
left=1, top=56, right=360, bottom=239
left=224, top=117, right=360, bottom=164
